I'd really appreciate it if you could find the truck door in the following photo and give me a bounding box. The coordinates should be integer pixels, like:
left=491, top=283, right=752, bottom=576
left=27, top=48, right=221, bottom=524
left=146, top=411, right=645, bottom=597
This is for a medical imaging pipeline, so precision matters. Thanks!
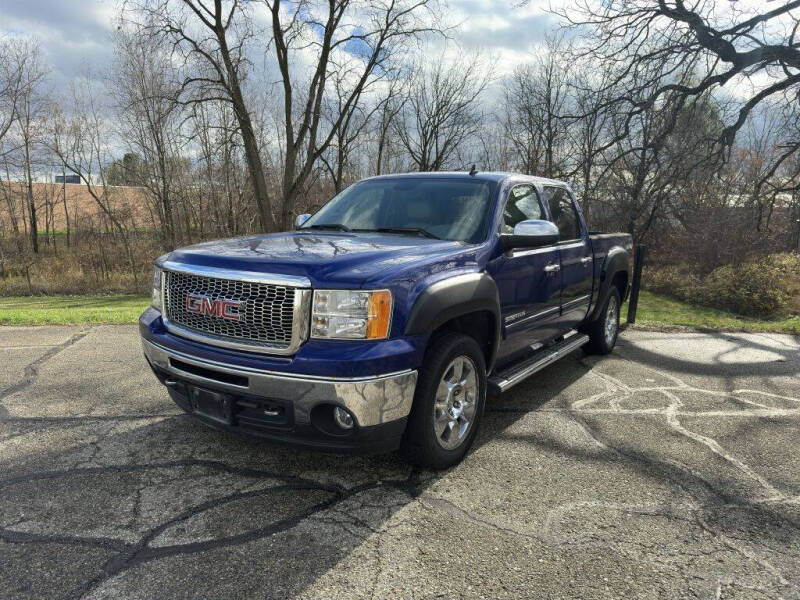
left=543, top=186, right=593, bottom=331
left=489, top=184, right=562, bottom=363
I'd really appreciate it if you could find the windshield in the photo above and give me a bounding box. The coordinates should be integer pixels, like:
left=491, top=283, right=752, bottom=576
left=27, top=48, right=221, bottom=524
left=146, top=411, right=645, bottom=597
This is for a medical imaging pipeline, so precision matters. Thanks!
left=301, top=177, right=497, bottom=243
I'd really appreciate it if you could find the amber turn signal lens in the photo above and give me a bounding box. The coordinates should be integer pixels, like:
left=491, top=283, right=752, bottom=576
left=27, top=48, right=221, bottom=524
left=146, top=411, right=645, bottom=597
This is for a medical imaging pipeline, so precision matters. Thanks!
left=366, top=290, right=392, bottom=339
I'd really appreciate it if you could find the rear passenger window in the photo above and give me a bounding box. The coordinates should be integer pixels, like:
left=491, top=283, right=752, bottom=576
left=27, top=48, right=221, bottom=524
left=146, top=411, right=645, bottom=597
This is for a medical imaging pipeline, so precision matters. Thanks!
left=544, top=187, right=581, bottom=241
left=502, top=185, right=544, bottom=234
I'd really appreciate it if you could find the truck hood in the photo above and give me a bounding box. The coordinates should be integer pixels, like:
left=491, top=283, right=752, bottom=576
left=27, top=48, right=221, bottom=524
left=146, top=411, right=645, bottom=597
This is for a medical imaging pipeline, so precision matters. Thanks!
left=165, top=231, right=473, bottom=287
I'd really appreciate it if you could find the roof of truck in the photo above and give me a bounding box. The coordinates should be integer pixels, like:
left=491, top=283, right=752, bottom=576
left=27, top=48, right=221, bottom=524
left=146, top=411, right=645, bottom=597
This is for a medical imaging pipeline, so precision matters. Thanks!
left=363, top=171, right=568, bottom=187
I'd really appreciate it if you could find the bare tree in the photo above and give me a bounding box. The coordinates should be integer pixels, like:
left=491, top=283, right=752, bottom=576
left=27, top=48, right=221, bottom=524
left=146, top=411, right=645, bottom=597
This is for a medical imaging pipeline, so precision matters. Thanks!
left=9, top=40, right=50, bottom=253
left=373, top=80, right=406, bottom=175
left=320, top=72, right=382, bottom=193
left=503, top=65, right=546, bottom=176
left=563, top=58, right=615, bottom=222
left=190, top=100, right=227, bottom=236
left=112, top=27, right=183, bottom=247
left=125, top=0, right=442, bottom=230
left=48, top=79, right=141, bottom=287
left=264, top=0, right=443, bottom=227
left=395, top=54, right=489, bottom=171
left=0, top=38, right=26, bottom=149
left=502, top=36, right=573, bottom=180
left=124, top=0, right=277, bottom=231
left=560, top=0, right=800, bottom=170
left=0, top=155, right=23, bottom=242
left=0, top=39, right=26, bottom=245
left=187, top=98, right=253, bottom=237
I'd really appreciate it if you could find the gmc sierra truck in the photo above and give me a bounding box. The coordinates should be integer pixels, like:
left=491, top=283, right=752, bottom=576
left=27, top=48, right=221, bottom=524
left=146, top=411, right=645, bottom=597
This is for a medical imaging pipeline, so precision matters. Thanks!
left=140, top=172, right=632, bottom=468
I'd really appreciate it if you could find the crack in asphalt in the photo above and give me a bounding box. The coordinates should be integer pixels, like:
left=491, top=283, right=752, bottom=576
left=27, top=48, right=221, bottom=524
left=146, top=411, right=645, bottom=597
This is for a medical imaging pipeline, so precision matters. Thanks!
left=0, top=529, right=132, bottom=552
left=71, top=471, right=424, bottom=600
left=0, top=459, right=424, bottom=599
left=2, top=329, right=800, bottom=599
left=1, top=414, right=184, bottom=424
left=418, top=495, right=543, bottom=542
left=563, top=352, right=800, bottom=591
left=0, top=329, right=93, bottom=420
left=564, top=412, right=798, bottom=590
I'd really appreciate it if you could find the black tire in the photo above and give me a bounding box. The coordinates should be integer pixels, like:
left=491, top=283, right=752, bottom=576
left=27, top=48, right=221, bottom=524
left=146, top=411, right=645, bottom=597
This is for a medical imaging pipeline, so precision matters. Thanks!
left=583, top=287, right=621, bottom=355
left=399, top=333, right=487, bottom=470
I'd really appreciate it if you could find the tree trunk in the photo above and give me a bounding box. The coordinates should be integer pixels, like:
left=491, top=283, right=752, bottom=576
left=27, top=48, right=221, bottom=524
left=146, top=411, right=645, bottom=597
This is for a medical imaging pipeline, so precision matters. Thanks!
left=25, top=153, right=38, bottom=253
left=216, top=24, right=276, bottom=233
left=158, top=151, right=174, bottom=247
left=61, top=170, right=70, bottom=248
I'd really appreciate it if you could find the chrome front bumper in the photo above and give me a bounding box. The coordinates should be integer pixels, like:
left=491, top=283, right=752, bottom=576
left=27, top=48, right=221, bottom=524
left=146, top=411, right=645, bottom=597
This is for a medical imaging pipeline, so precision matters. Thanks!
left=142, top=338, right=417, bottom=428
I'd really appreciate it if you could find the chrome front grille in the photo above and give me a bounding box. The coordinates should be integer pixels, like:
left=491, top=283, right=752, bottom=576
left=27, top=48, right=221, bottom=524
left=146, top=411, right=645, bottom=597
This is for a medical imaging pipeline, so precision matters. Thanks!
left=162, top=267, right=310, bottom=354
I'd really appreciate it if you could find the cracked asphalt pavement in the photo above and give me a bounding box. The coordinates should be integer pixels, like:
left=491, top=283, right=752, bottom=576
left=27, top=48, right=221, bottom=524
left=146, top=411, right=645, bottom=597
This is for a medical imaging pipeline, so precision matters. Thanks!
left=1, top=325, right=800, bottom=599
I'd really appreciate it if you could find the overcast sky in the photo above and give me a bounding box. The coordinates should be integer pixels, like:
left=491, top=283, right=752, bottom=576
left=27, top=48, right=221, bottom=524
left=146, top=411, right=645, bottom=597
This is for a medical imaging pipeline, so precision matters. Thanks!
left=0, top=0, right=559, bottom=92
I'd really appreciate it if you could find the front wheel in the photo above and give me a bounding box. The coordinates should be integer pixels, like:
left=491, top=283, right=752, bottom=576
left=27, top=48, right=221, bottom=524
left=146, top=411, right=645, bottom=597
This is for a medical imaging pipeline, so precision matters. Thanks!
left=399, top=333, right=487, bottom=469
left=583, top=287, right=621, bottom=355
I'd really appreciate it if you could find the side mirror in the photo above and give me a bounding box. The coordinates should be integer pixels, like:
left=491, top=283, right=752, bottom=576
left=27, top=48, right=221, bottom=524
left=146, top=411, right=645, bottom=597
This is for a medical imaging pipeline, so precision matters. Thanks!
left=500, top=220, right=559, bottom=250
left=295, top=213, right=311, bottom=229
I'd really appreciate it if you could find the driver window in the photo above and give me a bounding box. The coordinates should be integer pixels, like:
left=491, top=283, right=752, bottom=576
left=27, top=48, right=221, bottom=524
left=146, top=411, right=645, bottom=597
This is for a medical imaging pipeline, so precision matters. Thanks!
left=502, top=185, right=544, bottom=234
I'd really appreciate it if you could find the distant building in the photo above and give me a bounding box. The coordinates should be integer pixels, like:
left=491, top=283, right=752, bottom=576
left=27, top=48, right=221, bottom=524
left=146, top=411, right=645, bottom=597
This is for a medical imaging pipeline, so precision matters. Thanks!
left=55, top=174, right=81, bottom=184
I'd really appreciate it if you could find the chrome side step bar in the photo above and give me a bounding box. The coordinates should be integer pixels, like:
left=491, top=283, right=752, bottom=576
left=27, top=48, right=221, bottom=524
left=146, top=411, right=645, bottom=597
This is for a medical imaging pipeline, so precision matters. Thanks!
left=488, top=332, right=589, bottom=394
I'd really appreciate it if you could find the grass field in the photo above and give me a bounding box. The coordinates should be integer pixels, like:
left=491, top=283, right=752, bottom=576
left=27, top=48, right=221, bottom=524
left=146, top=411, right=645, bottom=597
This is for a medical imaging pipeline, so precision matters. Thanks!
left=622, top=291, right=800, bottom=334
left=0, top=290, right=798, bottom=334
left=0, top=295, right=149, bottom=325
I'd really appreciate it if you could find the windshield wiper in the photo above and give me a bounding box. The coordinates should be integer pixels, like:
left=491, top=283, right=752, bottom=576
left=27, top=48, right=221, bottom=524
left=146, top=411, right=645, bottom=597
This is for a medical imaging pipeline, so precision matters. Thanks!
left=371, top=227, right=440, bottom=239
left=304, top=223, right=351, bottom=232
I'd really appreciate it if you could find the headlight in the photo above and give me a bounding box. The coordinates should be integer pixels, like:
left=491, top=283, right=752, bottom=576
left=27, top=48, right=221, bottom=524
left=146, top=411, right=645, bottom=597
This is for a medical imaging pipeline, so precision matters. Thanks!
left=311, top=289, right=392, bottom=340
left=151, top=266, right=163, bottom=310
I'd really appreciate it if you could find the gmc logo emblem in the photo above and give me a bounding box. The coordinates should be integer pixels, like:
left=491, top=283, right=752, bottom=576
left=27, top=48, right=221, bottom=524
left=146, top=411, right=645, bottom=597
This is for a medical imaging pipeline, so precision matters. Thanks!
left=185, top=294, right=243, bottom=321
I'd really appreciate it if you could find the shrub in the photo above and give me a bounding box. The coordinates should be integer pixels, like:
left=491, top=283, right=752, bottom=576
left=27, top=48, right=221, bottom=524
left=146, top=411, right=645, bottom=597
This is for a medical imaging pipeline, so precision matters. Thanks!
left=768, top=253, right=800, bottom=315
left=644, top=264, right=700, bottom=301
left=645, top=253, right=800, bottom=319
left=696, top=261, right=786, bottom=317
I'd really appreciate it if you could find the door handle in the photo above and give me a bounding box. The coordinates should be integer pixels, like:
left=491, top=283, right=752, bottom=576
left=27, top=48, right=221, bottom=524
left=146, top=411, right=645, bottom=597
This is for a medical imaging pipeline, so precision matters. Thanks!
left=580, top=257, right=592, bottom=265
left=544, top=264, right=560, bottom=273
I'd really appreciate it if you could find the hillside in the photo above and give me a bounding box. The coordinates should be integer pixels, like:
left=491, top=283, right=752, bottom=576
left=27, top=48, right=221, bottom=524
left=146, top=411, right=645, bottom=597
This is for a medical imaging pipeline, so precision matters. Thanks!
left=0, top=181, right=152, bottom=234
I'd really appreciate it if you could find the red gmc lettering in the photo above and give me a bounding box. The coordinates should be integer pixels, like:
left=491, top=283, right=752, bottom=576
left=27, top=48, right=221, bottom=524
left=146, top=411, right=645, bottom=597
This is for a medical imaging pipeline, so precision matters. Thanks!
left=185, top=295, right=241, bottom=321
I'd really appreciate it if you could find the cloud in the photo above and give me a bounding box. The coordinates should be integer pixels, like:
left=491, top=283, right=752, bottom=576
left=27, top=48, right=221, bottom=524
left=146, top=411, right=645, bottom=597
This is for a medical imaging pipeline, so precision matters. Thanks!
left=1, top=0, right=556, bottom=91
left=1, top=0, right=118, bottom=92
left=418, top=0, right=558, bottom=80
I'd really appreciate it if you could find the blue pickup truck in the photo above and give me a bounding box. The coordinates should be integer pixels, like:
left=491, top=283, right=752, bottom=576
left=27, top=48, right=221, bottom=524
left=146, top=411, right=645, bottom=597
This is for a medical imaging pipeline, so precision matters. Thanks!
left=140, top=172, right=632, bottom=468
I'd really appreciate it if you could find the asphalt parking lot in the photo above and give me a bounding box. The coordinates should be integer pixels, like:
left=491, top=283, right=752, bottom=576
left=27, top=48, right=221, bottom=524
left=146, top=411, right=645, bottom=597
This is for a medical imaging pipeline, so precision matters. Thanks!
left=1, top=325, right=799, bottom=599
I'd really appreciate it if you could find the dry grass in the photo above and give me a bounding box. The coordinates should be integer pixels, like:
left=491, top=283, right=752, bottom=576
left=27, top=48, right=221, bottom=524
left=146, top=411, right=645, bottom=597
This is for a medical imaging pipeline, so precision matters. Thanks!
left=0, top=233, right=161, bottom=296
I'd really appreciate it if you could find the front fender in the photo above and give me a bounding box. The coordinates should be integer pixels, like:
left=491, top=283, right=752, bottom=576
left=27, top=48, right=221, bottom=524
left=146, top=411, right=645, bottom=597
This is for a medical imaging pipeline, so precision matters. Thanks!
left=404, top=272, right=501, bottom=367
left=404, top=272, right=500, bottom=335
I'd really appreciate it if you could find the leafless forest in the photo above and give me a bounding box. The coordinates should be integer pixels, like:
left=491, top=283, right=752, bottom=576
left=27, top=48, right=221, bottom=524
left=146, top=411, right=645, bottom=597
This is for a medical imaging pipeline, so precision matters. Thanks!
left=1, top=1, right=799, bottom=315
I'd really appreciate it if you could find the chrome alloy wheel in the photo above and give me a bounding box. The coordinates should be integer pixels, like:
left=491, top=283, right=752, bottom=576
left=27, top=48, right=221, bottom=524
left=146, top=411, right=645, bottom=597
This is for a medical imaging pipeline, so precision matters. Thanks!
left=604, top=294, right=619, bottom=346
left=433, top=355, right=479, bottom=450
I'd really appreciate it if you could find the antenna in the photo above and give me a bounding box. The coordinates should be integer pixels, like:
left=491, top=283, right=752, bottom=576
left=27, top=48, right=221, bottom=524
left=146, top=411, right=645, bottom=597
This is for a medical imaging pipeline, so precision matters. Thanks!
left=468, top=164, right=478, bottom=176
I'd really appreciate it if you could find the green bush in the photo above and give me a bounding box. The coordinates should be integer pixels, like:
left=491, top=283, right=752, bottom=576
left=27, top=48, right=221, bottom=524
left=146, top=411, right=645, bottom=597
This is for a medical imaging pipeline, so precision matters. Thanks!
left=696, top=261, right=785, bottom=317
left=644, top=264, right=700, bottom=301
left=768, top=253, right=800, bottom=315
left=645, top=253, right=800, bottom=319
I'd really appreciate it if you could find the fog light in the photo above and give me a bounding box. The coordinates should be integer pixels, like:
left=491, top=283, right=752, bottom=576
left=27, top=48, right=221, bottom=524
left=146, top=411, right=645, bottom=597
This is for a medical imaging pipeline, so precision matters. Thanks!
left=333, top=406, right=355, bottom=429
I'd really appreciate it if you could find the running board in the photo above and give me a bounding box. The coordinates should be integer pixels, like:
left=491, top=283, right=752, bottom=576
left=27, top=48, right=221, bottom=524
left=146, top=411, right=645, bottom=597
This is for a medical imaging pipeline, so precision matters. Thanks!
left=488, top=332, right=589, bottom=394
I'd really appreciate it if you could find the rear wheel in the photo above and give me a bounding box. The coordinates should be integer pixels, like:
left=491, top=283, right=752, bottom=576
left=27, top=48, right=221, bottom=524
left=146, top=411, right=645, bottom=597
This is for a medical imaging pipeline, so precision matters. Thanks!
left=583, top=287, right=620, bottom=355
left=400, top=333, right=486, bottom=469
